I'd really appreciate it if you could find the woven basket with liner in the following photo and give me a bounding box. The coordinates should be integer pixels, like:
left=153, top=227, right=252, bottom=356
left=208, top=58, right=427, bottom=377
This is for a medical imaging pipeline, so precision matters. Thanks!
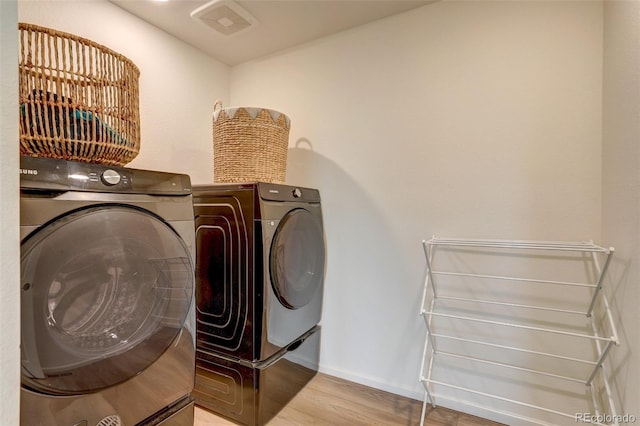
left=18, top=23, right=140, bottom=166
left=213, top=100, right=290, bottom=183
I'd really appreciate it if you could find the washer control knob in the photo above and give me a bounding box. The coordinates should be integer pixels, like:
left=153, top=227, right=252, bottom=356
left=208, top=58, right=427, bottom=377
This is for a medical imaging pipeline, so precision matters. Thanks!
left=101, top=169, right=121, bottom=186
left=292, top=188, right=302, bottom=198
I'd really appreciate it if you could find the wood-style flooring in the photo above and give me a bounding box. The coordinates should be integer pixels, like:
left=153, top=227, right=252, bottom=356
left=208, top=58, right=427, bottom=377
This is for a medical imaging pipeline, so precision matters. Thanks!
left=193, top=373, right=504, bottom=426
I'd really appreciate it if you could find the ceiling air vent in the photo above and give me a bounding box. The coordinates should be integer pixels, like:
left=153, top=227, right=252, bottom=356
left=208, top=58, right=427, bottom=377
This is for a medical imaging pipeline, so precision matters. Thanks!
left=191, top=0, right=258, bottom=37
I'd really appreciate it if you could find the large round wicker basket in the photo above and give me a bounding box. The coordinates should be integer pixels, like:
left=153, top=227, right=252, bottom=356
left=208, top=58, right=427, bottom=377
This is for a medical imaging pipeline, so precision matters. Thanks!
left=18, top=23, right=141, bottom=166
left=213, top=101, right=290, bottom=183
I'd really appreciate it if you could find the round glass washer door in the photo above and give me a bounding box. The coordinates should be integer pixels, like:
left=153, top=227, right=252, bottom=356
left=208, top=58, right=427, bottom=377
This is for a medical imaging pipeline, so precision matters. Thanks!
left=270, top=208, right=325, bottom=309
left=20, top=206, right=194, bottom=395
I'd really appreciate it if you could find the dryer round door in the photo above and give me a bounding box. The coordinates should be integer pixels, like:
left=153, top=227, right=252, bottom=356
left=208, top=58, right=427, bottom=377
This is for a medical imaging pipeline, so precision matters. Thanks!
left=269, top=208, right=325, bottom=309
left=20, top=205, right=194, bottom=394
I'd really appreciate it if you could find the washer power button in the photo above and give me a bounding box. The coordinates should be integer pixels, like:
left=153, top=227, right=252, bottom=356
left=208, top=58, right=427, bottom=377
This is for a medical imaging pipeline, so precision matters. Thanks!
left=101, top=169, right=121, bottom=186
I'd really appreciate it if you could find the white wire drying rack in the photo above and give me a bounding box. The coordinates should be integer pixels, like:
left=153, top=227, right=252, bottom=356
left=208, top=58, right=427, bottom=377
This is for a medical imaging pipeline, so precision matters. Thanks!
left=419, top=236, right=619, bottom=426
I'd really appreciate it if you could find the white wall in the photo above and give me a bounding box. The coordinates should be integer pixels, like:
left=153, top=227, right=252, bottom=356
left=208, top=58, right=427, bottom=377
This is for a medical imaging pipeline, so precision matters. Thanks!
left=0, top=1, right=21, bottom=424
left=602, top=0, right=640, bottom=420
left=18, top=0, right=230, bottom=182
left=230, top=1, right=603, bottom=423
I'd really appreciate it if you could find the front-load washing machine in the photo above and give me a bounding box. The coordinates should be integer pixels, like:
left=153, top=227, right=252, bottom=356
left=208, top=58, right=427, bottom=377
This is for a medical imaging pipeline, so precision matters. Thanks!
left=191, top=183, right=325, bottom=424
left=19, top=156, right=196, bottom=426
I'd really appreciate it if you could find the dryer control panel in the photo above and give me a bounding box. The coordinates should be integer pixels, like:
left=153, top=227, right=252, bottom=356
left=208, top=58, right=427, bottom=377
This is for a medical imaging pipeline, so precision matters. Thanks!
left=259, top=183, right=320, bottom=203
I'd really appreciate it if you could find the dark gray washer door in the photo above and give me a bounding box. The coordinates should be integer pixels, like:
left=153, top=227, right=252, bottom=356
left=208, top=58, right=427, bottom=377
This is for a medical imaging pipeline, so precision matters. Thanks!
left=21, top=205, right=193, bottom=394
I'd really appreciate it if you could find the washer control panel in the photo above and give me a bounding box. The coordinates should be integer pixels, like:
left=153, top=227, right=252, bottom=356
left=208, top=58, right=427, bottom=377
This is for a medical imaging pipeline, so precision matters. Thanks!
left=66, top=163, right=132, bottom=191
left=19, top=156, right=191, bottom=195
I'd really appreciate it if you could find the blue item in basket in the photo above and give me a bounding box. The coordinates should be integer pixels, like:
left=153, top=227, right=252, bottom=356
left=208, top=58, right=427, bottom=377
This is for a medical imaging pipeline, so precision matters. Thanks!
left=20, top=90, right=126, bottom=144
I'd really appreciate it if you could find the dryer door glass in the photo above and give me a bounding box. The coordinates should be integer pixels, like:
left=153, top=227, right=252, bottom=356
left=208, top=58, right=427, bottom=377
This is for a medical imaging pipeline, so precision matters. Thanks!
left=270, top=208, right=325, bottom=309
left=20, top=206, right=194, bottom=394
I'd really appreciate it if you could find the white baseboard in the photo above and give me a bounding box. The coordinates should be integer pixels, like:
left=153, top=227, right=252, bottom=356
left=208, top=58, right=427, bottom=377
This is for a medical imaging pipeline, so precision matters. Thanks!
left=318, top=365, right=424, bottom=401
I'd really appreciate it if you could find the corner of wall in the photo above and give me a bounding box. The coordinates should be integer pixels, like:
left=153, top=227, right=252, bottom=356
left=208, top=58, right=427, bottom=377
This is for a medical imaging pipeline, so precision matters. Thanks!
left=0, top=1, right=22, bottom=424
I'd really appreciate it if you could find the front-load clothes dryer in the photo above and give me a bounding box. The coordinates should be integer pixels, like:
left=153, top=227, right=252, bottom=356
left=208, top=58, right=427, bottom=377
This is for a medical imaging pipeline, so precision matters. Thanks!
left=192, top=182, right=325, bottom=362
left=19, top=156, right=196, bottom=426
left=192, top=182, right=325, bottom=425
